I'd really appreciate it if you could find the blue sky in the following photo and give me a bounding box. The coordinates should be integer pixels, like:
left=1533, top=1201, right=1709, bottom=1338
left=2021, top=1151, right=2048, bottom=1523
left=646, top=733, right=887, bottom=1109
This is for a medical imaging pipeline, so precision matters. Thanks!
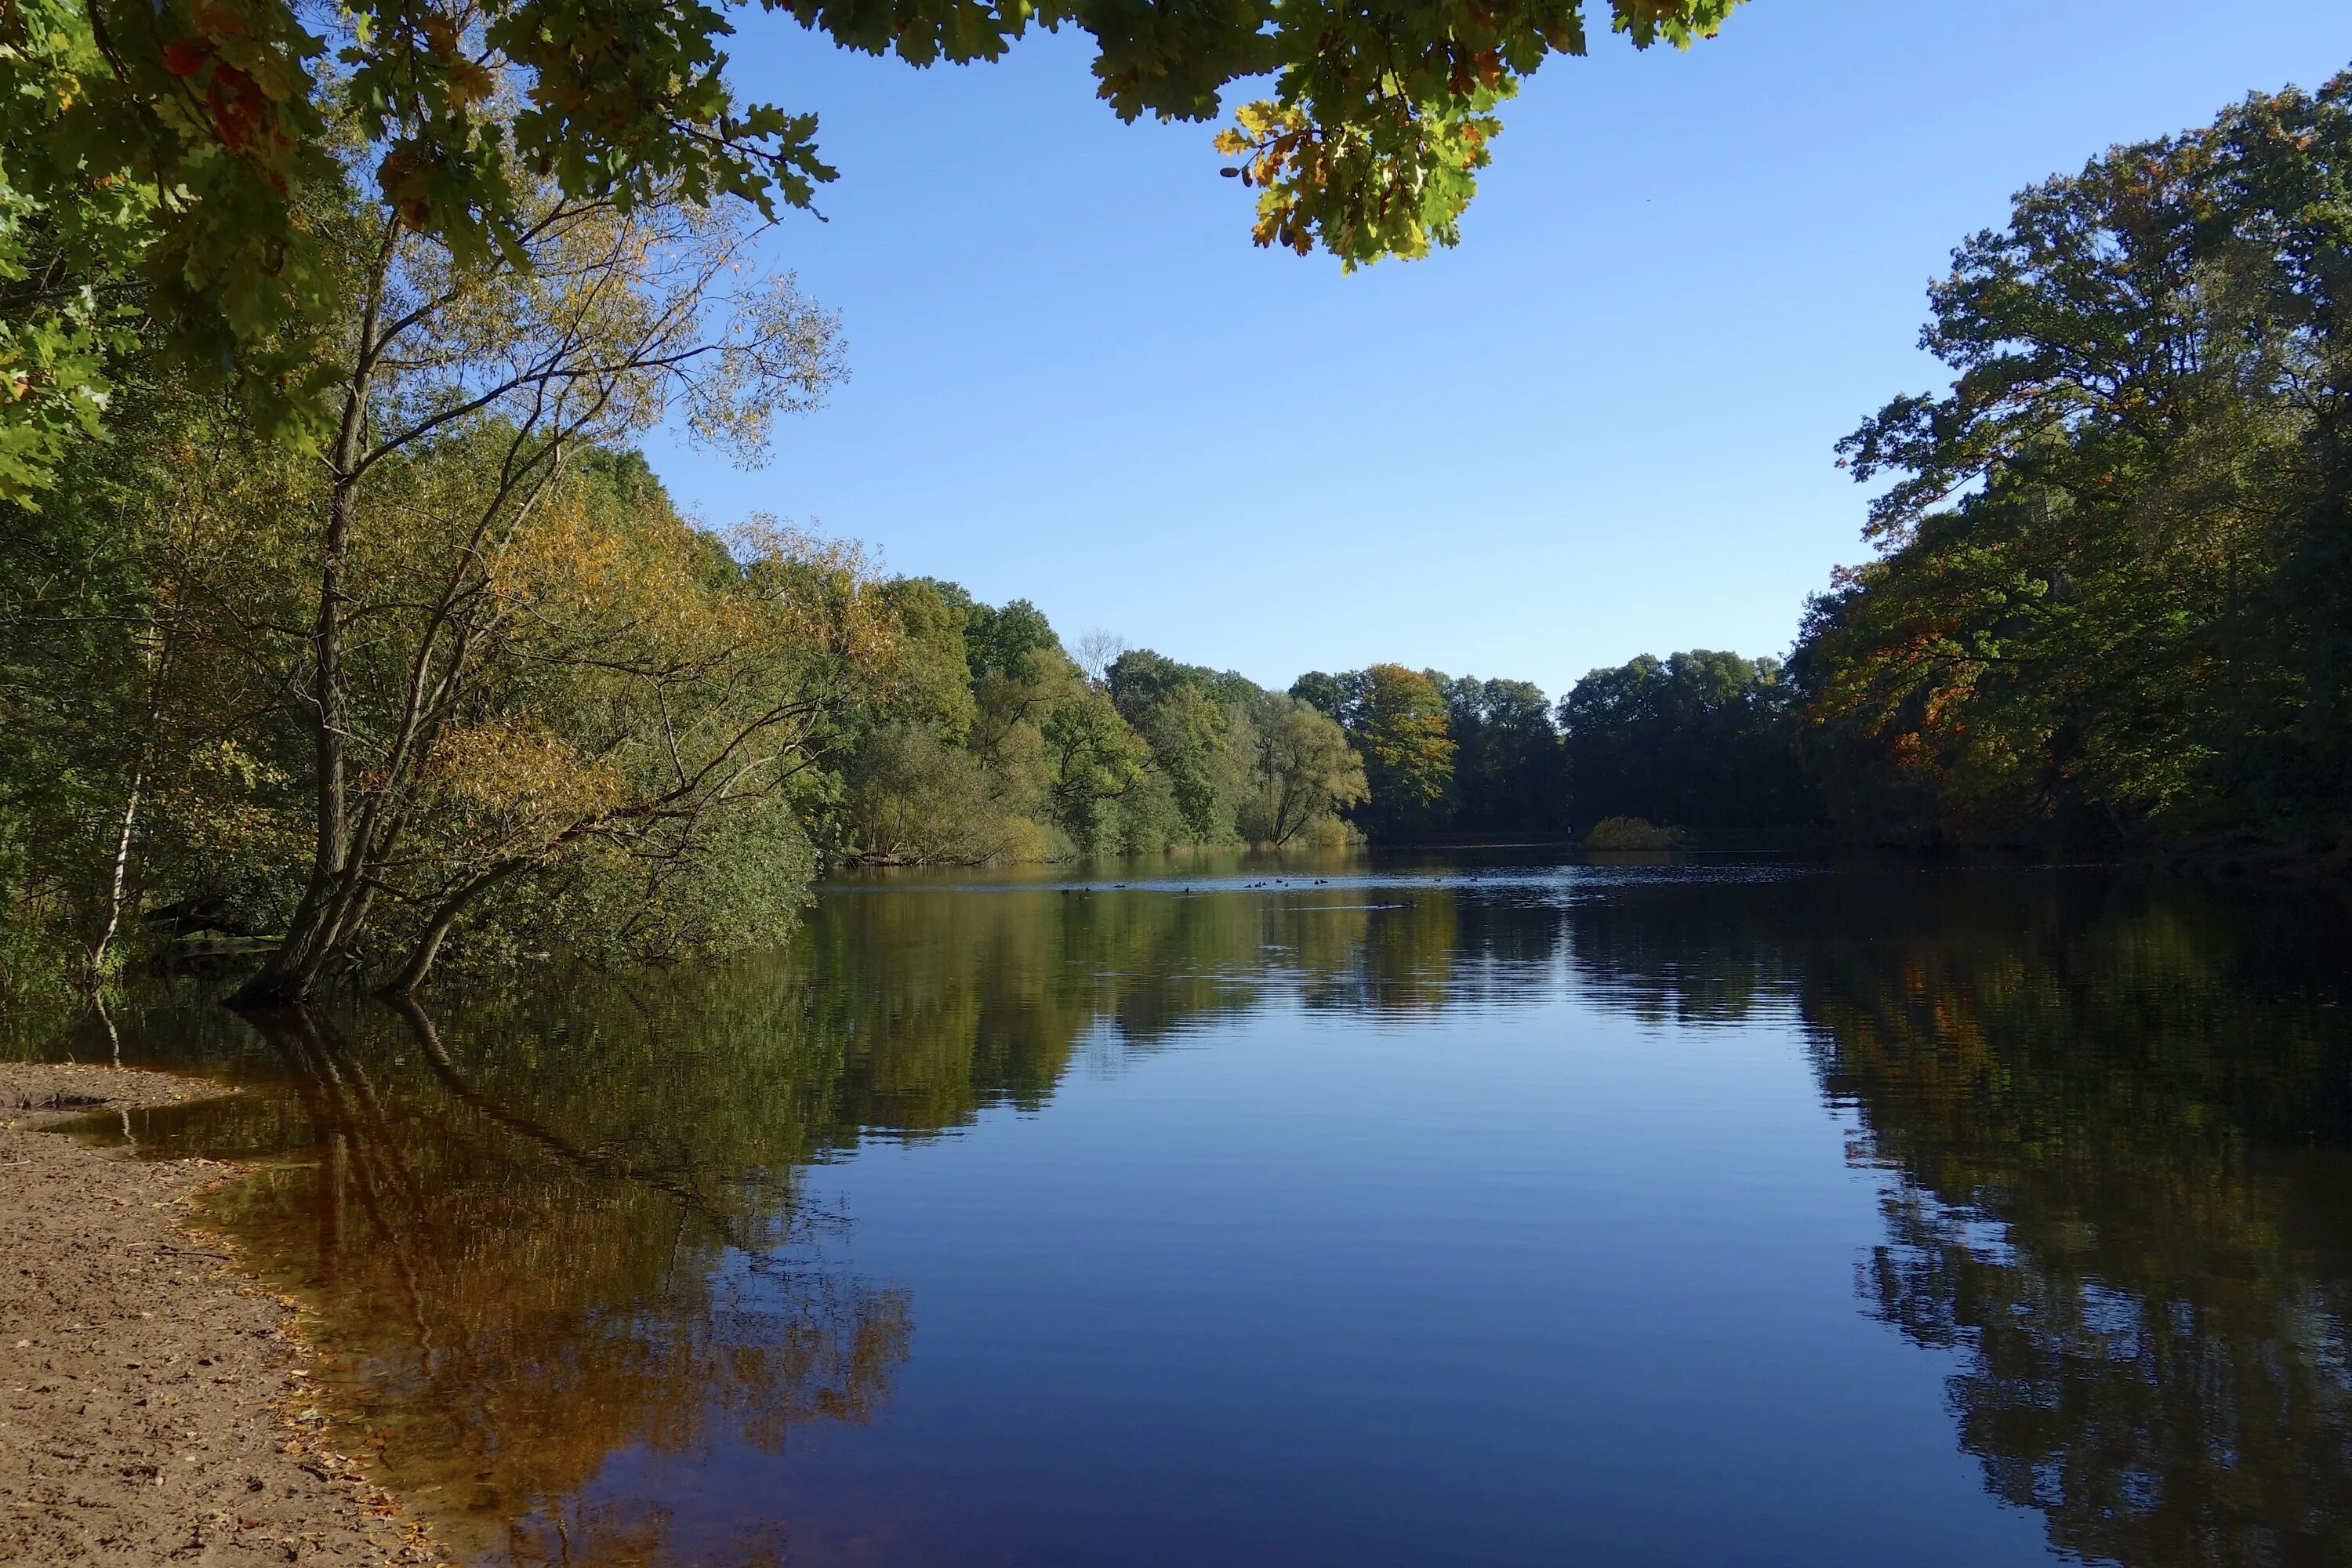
left=643, top=2, right=2352, bottom=701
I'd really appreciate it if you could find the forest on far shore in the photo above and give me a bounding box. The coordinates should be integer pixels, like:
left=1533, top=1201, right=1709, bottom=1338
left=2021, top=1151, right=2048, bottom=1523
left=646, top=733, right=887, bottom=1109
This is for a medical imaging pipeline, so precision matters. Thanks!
left=4, top=69, right=2350, bottom=1007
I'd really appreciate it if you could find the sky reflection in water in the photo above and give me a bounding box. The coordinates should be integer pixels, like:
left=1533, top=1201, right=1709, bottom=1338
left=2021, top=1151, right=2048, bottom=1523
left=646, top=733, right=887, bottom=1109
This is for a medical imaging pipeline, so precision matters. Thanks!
left=47, top=856, right=2352, bottom=1567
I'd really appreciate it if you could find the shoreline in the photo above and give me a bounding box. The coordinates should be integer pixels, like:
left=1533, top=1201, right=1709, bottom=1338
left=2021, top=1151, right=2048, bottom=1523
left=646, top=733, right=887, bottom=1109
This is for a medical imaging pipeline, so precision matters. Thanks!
left=1, top=1061, right=447, bottom=1566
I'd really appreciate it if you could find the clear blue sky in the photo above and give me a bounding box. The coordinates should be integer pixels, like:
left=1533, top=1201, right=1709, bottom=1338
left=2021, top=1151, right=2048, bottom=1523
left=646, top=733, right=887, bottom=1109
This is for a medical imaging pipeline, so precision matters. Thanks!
left=641, top=2, right=2352, bottom=701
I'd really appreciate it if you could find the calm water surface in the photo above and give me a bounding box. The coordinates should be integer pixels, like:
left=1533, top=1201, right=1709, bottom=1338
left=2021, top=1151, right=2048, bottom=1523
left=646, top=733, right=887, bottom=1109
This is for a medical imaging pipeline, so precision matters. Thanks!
left=34, top=855, right=2352, bottom=1567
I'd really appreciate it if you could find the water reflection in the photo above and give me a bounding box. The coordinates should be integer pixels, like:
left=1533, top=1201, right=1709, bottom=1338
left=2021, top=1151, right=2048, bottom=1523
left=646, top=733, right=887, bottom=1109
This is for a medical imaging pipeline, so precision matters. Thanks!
left=43, top=862, right=2352, bottom=1567
left=150, top=998, right=909, bottom=1564
left=1806, top=890, right=2352, bottom=1568
left=1568, top=872, right=2352, bottom=1567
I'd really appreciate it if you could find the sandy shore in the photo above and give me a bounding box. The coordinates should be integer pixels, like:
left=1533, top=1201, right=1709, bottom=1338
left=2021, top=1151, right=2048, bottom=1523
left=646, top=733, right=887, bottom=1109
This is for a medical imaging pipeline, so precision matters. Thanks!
left=1, top=1061, right=447, bottom=1566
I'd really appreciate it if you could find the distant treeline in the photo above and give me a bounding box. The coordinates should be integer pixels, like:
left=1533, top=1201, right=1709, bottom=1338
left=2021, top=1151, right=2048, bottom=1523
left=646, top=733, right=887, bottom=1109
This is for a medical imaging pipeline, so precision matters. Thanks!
left=823, top=586, right=1370, bottom=863
left=829, top=624, right=1820, bottom=861
left=1289, top=652, right=1815, bottom=843
left=826, top=601, right=1809, bottom=861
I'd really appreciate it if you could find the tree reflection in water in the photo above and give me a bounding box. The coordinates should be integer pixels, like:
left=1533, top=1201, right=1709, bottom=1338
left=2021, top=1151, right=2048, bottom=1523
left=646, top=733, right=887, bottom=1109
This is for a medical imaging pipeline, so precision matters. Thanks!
left=1568, top=873, right=2352, bottom=1568
left=169, top=999, right=912, bottom=1565
left=49, top=866, right=2352, bottom=1568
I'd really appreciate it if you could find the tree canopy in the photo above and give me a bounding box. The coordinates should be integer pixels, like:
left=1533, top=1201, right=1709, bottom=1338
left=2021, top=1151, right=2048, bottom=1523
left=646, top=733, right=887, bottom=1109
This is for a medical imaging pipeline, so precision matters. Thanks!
left=1559, top=650, right=1817, bottom=834
left=1798, top=71, right=2352, bottom=852
left=0, top=0, right=1741, bottom=497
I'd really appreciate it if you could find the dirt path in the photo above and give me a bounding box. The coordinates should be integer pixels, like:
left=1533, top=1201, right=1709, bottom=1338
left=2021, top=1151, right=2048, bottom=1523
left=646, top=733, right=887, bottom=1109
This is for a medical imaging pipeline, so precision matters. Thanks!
left=2, top=1061, right=447, bottom=1566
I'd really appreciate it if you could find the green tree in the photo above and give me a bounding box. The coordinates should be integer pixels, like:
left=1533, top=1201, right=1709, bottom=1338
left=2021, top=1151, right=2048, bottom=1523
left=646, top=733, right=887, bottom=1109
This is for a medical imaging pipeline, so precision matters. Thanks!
left=873, top=578, right=981, bottom=740
left=833, top=578, right=1021, bottom=863
left=1109, top=648, right=1261, bottom=845
left=0, top=363, right=216, bottom=1000
left=1039, top=680, right=1159, bottom=855
left=1349, top=663, right=1457, bottom=840
left=3, top=268, right=880, bottom=1001
left=1437, top=674, right=1563, bottom=833
left=1559, top=649, right=1815, bottom=835
left=1288, top=665, right=1461, bottom=840
left=1233, top=695, right=1367, bottom=847
left=212, top=107, right=848, bottom=1004
left=966, top=599, right=1062, bottom=686
left=1288, top=670, right=1352, bottom=724
left=1803, top=71, right=2352, bottom=853
left=839, top=724, right=1011, bottom=863
left=960, top=600, right=1084, bottom=851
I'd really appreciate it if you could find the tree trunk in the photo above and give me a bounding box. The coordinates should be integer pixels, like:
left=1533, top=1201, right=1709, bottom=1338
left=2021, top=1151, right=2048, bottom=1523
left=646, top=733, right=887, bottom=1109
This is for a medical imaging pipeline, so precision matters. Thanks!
left=230, top=467, right=364, bottom=1008
left=376, top=861, right=525, bottom=999
left=85, top=769, right=142, bottom=990
left=232, top=260, right=386, bottom=1009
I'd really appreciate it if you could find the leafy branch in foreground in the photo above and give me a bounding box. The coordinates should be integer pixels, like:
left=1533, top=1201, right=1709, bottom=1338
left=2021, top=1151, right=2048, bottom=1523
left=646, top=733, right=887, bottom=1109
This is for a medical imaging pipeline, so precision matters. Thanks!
left=0, top=0, right=1743, bottom=496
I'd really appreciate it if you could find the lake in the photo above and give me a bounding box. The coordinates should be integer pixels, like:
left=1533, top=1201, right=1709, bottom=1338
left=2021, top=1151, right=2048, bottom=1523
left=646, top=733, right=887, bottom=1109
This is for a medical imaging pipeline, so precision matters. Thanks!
left=39, top=854, right=2352, bottom=1566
